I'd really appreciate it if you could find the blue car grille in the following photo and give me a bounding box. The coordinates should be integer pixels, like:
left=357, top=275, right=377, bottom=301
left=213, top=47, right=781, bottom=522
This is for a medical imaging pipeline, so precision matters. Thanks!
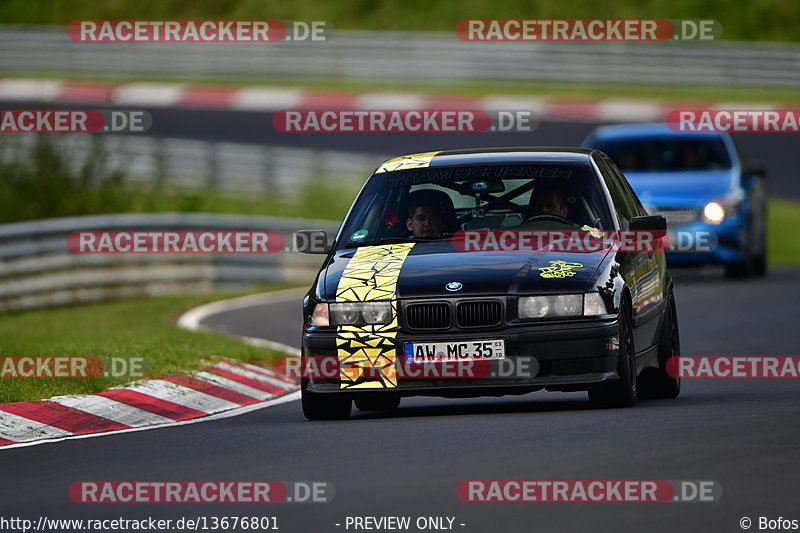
left=651, top=208, right=698, bottom=227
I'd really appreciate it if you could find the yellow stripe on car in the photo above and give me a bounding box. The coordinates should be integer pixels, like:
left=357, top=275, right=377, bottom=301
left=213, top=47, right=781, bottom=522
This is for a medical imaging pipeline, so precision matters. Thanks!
left=335, top=243, right=415, bottom=389
left=375, top=151, right=440, bottom=173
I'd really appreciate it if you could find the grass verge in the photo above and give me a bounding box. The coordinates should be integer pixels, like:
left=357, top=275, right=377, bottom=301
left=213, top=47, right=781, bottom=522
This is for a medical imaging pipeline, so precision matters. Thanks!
left=0, top=285, right=302, bottom=404
left=767, top=199, right=800, bottom=266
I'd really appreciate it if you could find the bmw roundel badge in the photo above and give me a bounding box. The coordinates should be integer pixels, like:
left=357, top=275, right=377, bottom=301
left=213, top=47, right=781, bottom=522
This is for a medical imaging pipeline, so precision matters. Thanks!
left=445, top=281, right=463, bottom=291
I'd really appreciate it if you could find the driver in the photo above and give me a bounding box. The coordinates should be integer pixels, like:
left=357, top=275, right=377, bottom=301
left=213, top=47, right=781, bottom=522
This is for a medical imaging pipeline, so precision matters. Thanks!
left=407, top=202, right=444, bottom=239
left=530, top=186, right=570, bottom=219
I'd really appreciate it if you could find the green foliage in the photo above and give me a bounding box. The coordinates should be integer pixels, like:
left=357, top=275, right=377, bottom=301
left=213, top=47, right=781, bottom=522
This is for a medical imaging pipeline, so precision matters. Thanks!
left=0, top=135, right=356, bottom=224
left=0, top=0, right=797, bottom=41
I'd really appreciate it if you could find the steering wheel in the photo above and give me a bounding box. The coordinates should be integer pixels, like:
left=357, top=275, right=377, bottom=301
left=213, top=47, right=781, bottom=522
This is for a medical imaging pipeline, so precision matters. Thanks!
left=523, top=214, right=579, bottom=226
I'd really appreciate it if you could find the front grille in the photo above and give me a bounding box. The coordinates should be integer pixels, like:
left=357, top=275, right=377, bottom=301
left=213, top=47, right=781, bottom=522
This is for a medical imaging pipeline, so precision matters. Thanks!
left=405, top=303, right=451, bottom=329
left=652, top=208, right=698, bottom=227
left=457, top=301, right=502, bottom=328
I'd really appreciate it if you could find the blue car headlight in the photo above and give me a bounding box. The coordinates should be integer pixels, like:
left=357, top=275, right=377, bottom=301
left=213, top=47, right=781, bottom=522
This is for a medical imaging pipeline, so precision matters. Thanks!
left=702, top=190, right=744, bottom=225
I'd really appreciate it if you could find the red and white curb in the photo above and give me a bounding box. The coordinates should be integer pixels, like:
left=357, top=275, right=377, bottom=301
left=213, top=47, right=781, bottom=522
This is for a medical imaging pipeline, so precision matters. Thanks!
left=0, top=78, right=781, bottom=123
left=0, top=290, right=303, bottom=450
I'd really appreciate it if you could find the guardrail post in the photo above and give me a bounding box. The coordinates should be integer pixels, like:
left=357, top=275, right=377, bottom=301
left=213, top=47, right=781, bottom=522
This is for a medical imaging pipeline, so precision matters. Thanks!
left=207, top=141, right=219, bottom=188
left=262, top=146, right=274, bottom=192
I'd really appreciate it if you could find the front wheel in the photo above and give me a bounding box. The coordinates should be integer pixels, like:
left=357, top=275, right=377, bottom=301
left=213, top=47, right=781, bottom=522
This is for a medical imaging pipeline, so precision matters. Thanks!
left=638, top=289, right=681, bottom=399
left=589, top=298, right=637, bottom=408
left=301, top=378, right=352, bottom=420
left=726, top=216, right=764, bottom=278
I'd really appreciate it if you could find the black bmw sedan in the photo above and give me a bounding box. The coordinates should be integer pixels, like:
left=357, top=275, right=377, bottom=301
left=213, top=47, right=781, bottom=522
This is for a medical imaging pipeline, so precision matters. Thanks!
left=298, top=147, right=680, bottom=420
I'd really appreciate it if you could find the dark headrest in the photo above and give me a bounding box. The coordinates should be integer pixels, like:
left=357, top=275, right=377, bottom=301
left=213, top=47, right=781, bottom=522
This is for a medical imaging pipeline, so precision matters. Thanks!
left=406, top=189, right=455, bottom=215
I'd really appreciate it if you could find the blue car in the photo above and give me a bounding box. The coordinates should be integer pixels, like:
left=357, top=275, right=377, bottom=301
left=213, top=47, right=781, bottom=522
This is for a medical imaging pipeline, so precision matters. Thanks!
left=582, top=123, right=767, bottom=277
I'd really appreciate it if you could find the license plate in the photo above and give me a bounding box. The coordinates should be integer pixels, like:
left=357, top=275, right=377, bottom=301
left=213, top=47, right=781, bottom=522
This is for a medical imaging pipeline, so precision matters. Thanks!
left=404, top=340, right=505, bottom=363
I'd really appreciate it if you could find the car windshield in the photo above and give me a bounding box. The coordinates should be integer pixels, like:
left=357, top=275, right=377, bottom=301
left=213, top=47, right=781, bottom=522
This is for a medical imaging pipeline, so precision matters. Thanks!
left=594, top=137, right=732, bottom=171
left=338, top=163, right=615, bottom=248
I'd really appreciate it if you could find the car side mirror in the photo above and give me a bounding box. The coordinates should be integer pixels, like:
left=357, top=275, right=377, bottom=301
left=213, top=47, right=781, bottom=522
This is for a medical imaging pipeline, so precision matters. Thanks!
left=295, top=230, right=332, bottom=254
left=630, top=215, right=667, bottom=231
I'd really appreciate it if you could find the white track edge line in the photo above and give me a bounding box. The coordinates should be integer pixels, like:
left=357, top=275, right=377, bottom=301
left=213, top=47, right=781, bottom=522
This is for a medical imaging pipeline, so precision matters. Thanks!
left=177, top=287, right=307, bottom=331
left=177, top=288, right=304, bottom=357
left=0, top=391, right=299, bottom=451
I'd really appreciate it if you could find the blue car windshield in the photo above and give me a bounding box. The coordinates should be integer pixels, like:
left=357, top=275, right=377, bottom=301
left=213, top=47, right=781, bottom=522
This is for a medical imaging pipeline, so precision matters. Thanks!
left=338, top=164, right=615, bottom=248
left=594, top=137, right=732, bottom=172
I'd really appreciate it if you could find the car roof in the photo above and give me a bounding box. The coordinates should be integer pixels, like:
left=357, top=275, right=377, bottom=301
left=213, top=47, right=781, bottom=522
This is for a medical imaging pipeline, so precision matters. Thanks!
left=377, top=147, right=596, bottom=172
left=587, top=122, right=727, bottom=140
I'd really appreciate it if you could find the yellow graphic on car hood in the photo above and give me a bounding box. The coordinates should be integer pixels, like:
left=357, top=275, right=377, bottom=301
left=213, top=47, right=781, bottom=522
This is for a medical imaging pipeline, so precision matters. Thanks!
left=375, top=151, right=439, bottom=173
left=335, top=243, right=414, bottom=389
left=538, top=260, right=584, bottom=278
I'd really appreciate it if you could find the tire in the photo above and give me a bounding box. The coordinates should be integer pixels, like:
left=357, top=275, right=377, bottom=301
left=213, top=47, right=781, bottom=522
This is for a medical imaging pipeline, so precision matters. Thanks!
left=301, top=378, right=352, bottom=420
left=725, top=261, right=750, bottom=278
left=639, top=289, right=681, bottom=399
left=753, top=210, right=768, bottom=277
left=726, top=217, right=759, bottom=278
left=589, top=297, right=637, bottom=408
left=753, top=249, right=767, bottom=277
left=354, top=393, right=401, bottom=411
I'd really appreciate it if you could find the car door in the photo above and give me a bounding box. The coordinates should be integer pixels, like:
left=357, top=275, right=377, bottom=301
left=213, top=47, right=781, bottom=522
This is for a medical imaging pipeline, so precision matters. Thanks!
left=595, top=154, right=660, bottom=355
left=602, top=154, right=666, bottom=353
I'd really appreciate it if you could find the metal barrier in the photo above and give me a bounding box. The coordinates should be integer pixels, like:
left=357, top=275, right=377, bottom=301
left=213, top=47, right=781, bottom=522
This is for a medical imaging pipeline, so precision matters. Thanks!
left=1, top=26, right=799, bottom=87
left=0, top=213, right=338, bottom=311
left=0, top=133, right=383, bottom=195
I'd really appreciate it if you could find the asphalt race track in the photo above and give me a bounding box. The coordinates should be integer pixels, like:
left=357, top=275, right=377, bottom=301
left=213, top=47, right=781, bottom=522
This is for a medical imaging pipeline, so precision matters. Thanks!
left=0, top=103, right=798, bottom=532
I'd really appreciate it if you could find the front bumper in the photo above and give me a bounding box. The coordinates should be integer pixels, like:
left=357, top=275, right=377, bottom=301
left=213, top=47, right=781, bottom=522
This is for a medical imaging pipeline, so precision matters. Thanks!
left=302, top=317, right=621, bottom=397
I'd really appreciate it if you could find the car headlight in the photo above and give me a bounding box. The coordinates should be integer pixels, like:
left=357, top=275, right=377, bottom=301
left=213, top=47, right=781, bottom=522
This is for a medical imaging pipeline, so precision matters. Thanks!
left=518, top=293, right=607, bottom=319
left=583, top=292, right=608, bottom=316
left=519, top=294, right=581, bottom=319
left=329, top=301, right=392, bottom=326
left=701, top=190, right=744, bottom=225
left=311, top=303, right=329, bottom=326
left=702, top=201, right=726, bottom=225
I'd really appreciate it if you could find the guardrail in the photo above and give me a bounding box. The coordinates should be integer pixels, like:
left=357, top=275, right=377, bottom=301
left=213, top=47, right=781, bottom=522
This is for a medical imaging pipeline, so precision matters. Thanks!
left=0, top=213, right=339, bottom=311
left=1, top=26, right=799, bottom=87
left=0, top=133, right=384, bottom=195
